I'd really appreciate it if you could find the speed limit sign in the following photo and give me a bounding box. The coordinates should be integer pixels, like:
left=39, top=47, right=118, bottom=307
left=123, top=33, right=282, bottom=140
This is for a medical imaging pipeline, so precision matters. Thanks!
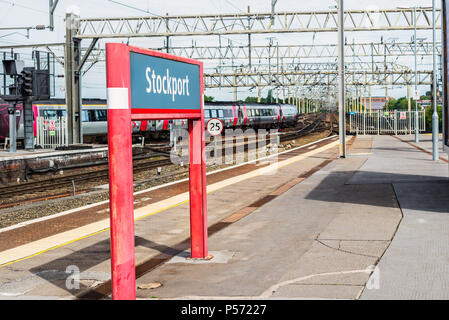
left=206, top=118, right=224, bottom=136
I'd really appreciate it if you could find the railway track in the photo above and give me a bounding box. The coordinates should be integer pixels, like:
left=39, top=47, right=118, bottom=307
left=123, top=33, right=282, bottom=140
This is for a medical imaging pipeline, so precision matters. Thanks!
left=279, top=114, right=327, bottom=142
left=0, top=158, right=172, bottom=209
left=0, top=113, right=330, bottom=210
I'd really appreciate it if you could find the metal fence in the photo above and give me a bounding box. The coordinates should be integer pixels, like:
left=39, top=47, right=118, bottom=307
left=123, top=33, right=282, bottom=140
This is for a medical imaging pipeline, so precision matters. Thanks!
left=349, top=110, right=426, bottom=135
left=36, top=116, right=68, bottom=148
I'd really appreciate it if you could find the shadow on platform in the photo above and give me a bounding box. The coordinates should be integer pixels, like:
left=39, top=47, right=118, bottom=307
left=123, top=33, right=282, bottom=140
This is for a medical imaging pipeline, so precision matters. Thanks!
left=305, top=170, right=449, bottom=214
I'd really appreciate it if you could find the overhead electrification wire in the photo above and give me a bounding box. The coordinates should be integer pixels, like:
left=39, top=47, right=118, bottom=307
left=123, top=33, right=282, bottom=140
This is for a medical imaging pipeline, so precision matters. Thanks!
left=107, top=0, right=158, bottom=15
left=0, top=0, right=62, bottom=16
left=105, top=0, right=247, bottom=46
left=223, top=0, right=246, bottom=13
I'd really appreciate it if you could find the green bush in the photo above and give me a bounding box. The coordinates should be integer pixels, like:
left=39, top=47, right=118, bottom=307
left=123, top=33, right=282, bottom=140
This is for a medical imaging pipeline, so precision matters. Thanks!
left=424, top=106, right=443, bottom=132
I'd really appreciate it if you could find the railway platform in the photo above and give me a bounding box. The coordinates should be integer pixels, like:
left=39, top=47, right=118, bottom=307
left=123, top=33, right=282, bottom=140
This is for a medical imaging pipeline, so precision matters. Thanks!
left=392, top=134, right=448, bottom=162
left=0, top=134, right=447, bottom=299
left=0, top=144, right=144, bottom=185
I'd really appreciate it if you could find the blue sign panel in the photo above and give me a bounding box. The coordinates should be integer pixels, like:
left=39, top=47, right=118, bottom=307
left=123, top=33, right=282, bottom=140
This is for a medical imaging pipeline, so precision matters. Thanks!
left=129, top=52, right=201, bottom=111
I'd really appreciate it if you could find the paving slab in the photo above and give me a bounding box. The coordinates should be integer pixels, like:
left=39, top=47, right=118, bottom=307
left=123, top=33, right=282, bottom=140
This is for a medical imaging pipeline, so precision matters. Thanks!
left=135, top=143, right=402, bottom=300
left=361, top=181, right=449, bottom=299
left=399, top=134, right=448, bottom=161
left=348, top=135, right=448, bottom=184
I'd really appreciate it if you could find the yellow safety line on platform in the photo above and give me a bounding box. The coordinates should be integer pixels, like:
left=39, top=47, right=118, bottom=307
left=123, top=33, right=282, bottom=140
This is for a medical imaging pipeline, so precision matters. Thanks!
left=0, top=200, right=190, bottom=268
left=0, top=229, right=109, bottom=267
left=0, top=138, right=341, bottom=268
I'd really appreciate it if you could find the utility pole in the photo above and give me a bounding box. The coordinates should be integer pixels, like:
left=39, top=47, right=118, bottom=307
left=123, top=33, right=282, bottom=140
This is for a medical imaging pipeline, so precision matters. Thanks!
left=65, top=12, right=82, bottom=145
left=338, top=0, right=346, bottom=158
left=384, top=38, right=389, bottom=111
left=271, top=0, right=278, bottom=26
left=432, top=0, right=440, bottom=160
left=248, top=6, right=252, bottom=69
left=49, top=0, right=59, bottom=31
left=414, top=7, right=420, bottom=143
left=276, top=41, right=279, bottom=103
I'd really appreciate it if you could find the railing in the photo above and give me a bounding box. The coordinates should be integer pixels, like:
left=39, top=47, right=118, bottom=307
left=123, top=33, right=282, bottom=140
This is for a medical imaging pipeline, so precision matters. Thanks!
left=349, top=110, right=426, bottom=135
left=36, top=117, right=68, bottom=148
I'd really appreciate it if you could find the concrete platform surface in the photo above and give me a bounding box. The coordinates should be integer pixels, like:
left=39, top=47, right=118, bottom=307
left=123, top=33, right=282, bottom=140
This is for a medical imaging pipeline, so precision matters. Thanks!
left=0, top=134, right=448, bottom=300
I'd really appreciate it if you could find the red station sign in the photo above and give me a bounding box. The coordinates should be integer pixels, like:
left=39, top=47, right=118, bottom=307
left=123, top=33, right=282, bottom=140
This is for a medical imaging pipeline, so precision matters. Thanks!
left=106, top=43, right=208, bottom=300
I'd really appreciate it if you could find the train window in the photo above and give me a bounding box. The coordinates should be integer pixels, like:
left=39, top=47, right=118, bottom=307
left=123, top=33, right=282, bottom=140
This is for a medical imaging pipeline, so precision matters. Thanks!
left=255, top=109, right=260, bottom=116
left=41, top=110, right=65, bottom=120
left=211, top=109, right=217, bottom=118
left=94, top=110, right=107, bottom=121
left=82, top=111, right=89, bottom=122
left=204, top=110, right=211, bottom=118
left=218, top=110, right=224, bottom=118
left=87, top=109, right=107, bottom=121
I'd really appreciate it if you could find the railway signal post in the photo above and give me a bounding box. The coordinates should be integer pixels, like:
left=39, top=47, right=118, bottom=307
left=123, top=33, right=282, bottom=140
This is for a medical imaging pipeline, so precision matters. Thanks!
left=106, top=43, right=207, bottom=300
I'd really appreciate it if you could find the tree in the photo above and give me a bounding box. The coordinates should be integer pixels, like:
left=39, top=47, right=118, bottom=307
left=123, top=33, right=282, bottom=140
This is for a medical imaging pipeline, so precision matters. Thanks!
left=245, top=96, right=267, bottom=103
left=383, top=97, right=416, bottom=111
left=266, top=89, right=274, bottom=103
left=245, top=96, right=259, bottom=103
left=425, top=105, right=443, bottom=132
left=204, top=95, right=215, bottom=102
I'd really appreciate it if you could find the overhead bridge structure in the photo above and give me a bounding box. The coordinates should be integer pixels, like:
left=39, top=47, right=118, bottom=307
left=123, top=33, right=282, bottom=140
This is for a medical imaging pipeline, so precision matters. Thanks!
left=74, top=8, right=441, bottom=38
left=2, top=7, right=440, bottom=144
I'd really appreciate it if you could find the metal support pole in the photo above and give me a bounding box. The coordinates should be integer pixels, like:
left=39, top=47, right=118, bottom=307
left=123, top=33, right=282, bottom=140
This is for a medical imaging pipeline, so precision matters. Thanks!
left=432, top=0, right=440, bottom=160
left=442, top=0, right=448, bottom=152
left=73, top=38, right=82, bottom=144
left=408, top=69, right=412, bottom=133
left=65, top=13, right=74, bottom=144
left=248, top=6, right=252, bottom=69
left=65, top=13, right=82, bottom=145
left=414, top=7, right=420, bottom=143
left=23, top=97, right=34, bottom=150
left=338, top=0, right=346, bottom=158
left=8, top=103, right=16, bottom=153
left=377, top=110, right=380, bottom=135
left=49, top=0, right=59, bottom=31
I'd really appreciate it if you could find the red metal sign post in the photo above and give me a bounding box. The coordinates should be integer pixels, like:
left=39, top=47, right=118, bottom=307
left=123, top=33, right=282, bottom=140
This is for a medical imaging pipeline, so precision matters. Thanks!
left=106, top=43, right=207, bottom=300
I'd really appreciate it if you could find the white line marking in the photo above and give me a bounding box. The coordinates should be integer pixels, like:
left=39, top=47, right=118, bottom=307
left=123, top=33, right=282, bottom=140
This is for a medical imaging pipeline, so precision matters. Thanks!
left=160, top=267, right=375, bottom=300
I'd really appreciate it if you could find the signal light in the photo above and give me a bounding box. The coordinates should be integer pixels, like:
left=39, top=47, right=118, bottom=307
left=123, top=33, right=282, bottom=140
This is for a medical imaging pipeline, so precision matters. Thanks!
left=20, top=68, right=34, bottom=97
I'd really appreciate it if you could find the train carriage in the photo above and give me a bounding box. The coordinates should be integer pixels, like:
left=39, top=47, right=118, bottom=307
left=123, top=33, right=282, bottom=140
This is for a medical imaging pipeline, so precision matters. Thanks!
left=279, top=104, right=299, bottom=128
left=1, top=98, right=302, bottom=145
left=204, top=102, right=238, bottom=129
left=242, top=103, right=278, bottom=129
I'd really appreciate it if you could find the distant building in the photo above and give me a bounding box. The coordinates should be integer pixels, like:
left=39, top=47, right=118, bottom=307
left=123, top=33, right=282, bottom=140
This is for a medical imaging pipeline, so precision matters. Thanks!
left=418, top=100, right=442, bottom=108
left=359, top=97, right=394, bottom=110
